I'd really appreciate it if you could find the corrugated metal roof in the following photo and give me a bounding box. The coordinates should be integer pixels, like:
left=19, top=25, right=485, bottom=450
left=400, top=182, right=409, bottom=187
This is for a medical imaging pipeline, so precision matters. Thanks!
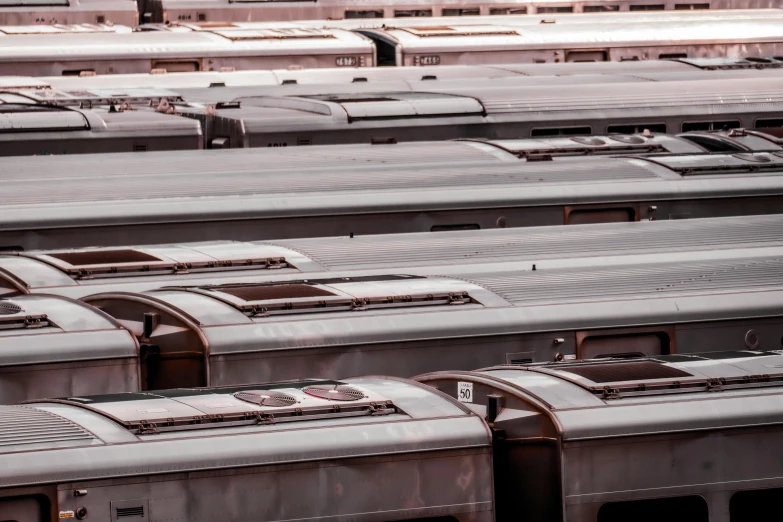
left=0, top=406, right=98, bottom=453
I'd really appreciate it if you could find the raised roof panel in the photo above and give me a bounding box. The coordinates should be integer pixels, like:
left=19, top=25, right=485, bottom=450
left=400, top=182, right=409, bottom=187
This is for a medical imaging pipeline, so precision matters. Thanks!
left=303, top=92, right=484, bottom=121
left=0, top=0, right=68, bottom=5
left=641, top=152, right=783, bottom=175
left=0, top=24, right=118, bottom=34
left=207, top=28, right=336, bottom=40
left=0, top=105, right=89, bottom=132
left=559, top=360, right=692, bottom=383
left=59, top=381, right=396, bottom=434
left=473, top=135, right=668, bottom=158
left=392, top=25, right=519, bottom=37
left=0, top=406, right=98, bottom=453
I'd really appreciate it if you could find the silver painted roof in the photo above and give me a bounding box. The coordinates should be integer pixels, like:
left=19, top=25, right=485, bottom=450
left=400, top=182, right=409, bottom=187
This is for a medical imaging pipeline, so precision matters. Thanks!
left=0, top=376, right=489, bottom=487
left=4, top=214, right=783, bottom=298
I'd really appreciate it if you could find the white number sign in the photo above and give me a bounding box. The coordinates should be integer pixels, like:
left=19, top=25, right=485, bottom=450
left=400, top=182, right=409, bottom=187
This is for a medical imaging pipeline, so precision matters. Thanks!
left=458, top=381, right=473, bottom=403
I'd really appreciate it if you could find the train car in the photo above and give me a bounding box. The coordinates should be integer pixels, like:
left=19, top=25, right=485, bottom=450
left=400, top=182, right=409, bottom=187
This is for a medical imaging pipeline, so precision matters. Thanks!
left=0, top=214, right=780, bottom=299
left=0, top=0, right=137, bottom=26
left=0, top=92, right=202, bottom=155
left=184, top=76, right=783, bottom=148
left=0, top=377, right=493, bottom=522
left=0, top=24, right=375, bottom=76
left=146, top=0, right=783, bottom=25
left=0, top=294, right=138, bottom=404
left=417, top=351, right=783, bottom=522
left=72, top=252, right=783, bottom=390
left=3, top=147, right=783, bottom=250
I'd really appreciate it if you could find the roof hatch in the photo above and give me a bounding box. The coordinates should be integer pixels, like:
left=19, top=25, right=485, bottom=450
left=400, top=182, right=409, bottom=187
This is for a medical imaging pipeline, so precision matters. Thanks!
left=303, top=92, right=484, bottom=122
left=0, top=299, right=51, bottom=331
left=57, top=380, right=397, bottom=435
left=206, top=28, right=336, bottom=41
left=468, top=135, right=667, bottom=158
left=33, top=246, right=290, bottom=280
left=392, top=25, right=519, bottom=37
left=0, top=103, right=89, bottom=133
left=638, top=152, right=783, bottom=175
left=163, top=274, right=474, bottom=318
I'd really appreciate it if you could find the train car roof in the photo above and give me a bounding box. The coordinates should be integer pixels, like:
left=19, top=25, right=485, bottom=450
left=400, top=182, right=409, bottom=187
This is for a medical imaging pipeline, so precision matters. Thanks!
left=82, top=253, right=783, bottom=357
left=416, top=351, right=783, bottom=440
left=0, top=26, right=372, bottom=63
left=2, top=146, right=783, bottom=234
left=2, top=214, right=782, bottom=298
left=0, top=376, right=489, bottom=487
left=0, top=294, right=136, bottom=368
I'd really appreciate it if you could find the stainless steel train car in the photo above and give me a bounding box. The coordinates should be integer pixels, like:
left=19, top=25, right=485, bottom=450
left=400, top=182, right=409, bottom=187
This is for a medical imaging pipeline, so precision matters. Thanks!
left=417, top=351, right=783, bottom=522
left=0, top=24, right=375, bottom=76
left=3, top=146, right=783, bottom=250
left=0, top=294, right=138, bottom=404
left=146, top=0, right=783, bottom=25
left=0, top=377, right=493, bottom=522
left=185, top=77, right=783, bottom=148
left=0, top=92, right=202, bottom=155
left=0, top=0, right=137, bottom=26
left=1, top=214, right=780, bottom=299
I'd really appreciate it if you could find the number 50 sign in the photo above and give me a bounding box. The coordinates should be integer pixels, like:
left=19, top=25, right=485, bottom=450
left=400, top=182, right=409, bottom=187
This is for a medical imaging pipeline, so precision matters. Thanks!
left=458, top=381, right=473, bottom=403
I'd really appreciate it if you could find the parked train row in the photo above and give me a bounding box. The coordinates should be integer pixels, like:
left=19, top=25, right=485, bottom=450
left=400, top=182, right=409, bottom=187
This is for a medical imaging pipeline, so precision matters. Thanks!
left=5, top=60, right=783, bottom=155
left=0, top=213, right=779, bottom=402
left=3, top=10, right=783, bottom=77
left=0, top=0, right=775, bottom=27
left=3, top=330, right=783, bottom=521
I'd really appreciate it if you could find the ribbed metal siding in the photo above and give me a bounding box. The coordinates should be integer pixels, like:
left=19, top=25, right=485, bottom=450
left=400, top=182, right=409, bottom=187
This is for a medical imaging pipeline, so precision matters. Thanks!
left=462, top=257, right=783, bottom=305
left=0, top=160, right=657, bottom=206
left=279, top=215, right=783, bottom=271
left=0, top=406, right=96, bottom=449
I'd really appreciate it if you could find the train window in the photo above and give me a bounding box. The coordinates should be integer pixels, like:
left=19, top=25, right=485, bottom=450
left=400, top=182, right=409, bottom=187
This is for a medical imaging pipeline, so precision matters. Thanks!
left=134, top=144, right=148, bottom=152
left=579, top=332, right=670, bottom=359
left=659, top=53, right=688, bottom=60
left=431, top=224, right=480, bottom=232
left=537, top=6, right=573, bottom=12
left=61, top=69, right=95, bottom=76
left=96, top=15, right=105, bottom=23
left=730, top=488, right=783, bottom=522
left=598, top=496, right=708, bottom=522
left=629, top=3, right=665, bottom=9
left=607, top=123, right=666, bottom=134
left=681, top=120, right=741, bottom=132
left=675, top=3, right=709, bottom=8
left=394, top=9, right=433, bottom=16
left=151, top=61, right=200, bottom=73
left=584, top=4, right=619, bottom=11
left=755, top=118, right=783, bottom=128
left=566, top=50, right=607, bottom=62
left=490, top=7, right=527, bottom=14
left=0, top=495, right=50, bottom=522
left=345, top=9, right=383, bottom=17
left=566, top=207, right=636, bottom=225
left=198, top=12, right=206, bottom=21
left=443, top=8, right=480, bottom=15
left=531, top=126, right=591, bottom=137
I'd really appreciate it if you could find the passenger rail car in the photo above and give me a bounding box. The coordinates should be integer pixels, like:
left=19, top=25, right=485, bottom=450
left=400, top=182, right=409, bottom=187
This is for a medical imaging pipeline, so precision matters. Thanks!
left=417, top=352, right=783, bottom=522
left=0, top=214, right=780, bottom=299
left=3, top=147, right=783, bottom=250
left=0, top=25, right=374, bottom=76
left=188, top=78, right=783, bottom=148
left=0, top=0, right=137, bottom=26
left=0, top=294, right=138, bottom=404
left=0, top=93, right=201, bottom=155
left=0, top=377, right=493, bottom=522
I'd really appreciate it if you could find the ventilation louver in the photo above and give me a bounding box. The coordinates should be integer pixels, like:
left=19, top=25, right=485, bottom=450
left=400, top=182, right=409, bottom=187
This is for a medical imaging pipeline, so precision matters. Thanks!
left=0, top=301, right=22, bottom=315
left=234, top=390, right=298, bottom=407
left=303, top=384, right=365, bottom=401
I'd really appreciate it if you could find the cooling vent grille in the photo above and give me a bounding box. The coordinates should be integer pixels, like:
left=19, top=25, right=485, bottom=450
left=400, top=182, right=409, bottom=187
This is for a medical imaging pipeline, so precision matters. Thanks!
left=116, top=506, right=144, bottom=518
left=303, top=384, right=365, bottom=401
left=234, top=390, right=298, bottom=407
left=0, top=301, right=22, bottom=315
left=217, top=283, right=336, bottom=301
left=559, top=361, right=692, bottom=383
left=48, top=249, right=161, bottom=266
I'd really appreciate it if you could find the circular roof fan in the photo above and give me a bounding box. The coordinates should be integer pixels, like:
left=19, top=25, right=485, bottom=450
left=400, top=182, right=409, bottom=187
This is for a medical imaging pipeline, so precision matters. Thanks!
left=0, top=301, right=22, bottom=316
left=302, top=384, right=365, bottom=402
left=234, top=390, right=298, bottom=407
left=608, top=135, right=646, bottom=145
left=571, top=137, right=606, bottom=146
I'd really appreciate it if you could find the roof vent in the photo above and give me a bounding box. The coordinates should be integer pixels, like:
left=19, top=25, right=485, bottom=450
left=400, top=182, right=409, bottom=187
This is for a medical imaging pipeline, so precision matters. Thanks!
left=234, top=390, right=298, bottom=407
left=0, top=301, right=22, bottom=316
left=218, top=283, right=336, bottom=301
left=303, top=384, right=365, bottom=401
left=733, top=153, right=773, bottom=163
left=559, top=361, right=692, bottom=383
left=48, top=249, right=160, bottom=266
left=609, top=135, right=646, bottom=144
left=571, top=137, right=607, bottom=146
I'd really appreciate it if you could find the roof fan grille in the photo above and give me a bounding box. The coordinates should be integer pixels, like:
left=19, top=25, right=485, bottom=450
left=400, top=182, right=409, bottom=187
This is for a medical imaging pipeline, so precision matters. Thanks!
left=559, top=361, right=692, bottom=383
left=302, top=384, right=365, bottom=401
left=234, top=390, right=298, bottom=407
left=0, top=301, right=22, bottom=316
